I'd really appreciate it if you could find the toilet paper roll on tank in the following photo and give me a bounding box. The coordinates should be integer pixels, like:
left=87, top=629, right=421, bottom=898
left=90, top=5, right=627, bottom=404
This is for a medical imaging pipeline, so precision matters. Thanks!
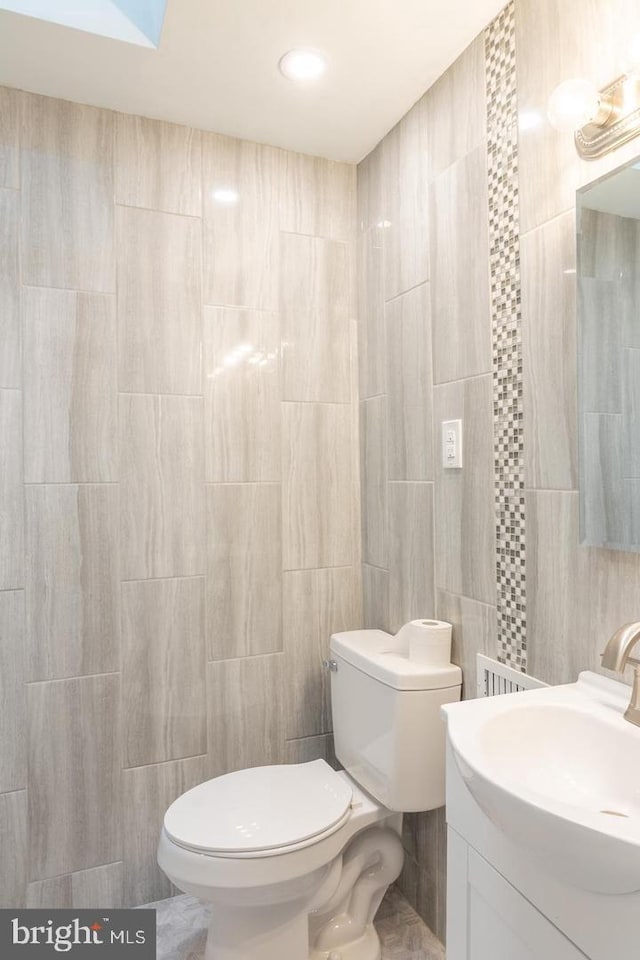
left=394, top=619, right=453, bottom=665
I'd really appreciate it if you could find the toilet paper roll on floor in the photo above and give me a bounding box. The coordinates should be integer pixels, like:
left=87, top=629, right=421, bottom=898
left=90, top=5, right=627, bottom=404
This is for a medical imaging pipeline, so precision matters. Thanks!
left=394, top=619, right=453, bottom=665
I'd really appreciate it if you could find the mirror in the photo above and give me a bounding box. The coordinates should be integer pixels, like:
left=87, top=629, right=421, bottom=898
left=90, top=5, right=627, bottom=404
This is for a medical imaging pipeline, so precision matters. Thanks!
left=577, top=158, right=640, bottom=551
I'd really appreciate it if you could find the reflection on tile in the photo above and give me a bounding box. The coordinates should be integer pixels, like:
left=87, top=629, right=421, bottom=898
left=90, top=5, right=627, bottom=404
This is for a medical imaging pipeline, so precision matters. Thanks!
left=388, top=483, right=435, bottom=632
left=282, top=403, right=353, bottom=570
left=582, top=413, right=624, bottom=546
left=361, top=397, right=388, bottom=568
left=427, top=36, right=486, bottom=180
left=0, top=86, right=19, bottom=189
left=25, top=484, right=119, bottom=681
left=0, top=592, right=25, bottom=793
left=115, top=114, right=201, bottom=216
left=21, top=94, right=114, bottom=292
left=202, top=134, right=280, bottom=309
left=23, top=288, right=117, bottom=482
left=120, top=395, right=204, bottom=580
left=383, top=97, right=429, bottom=300
left=623, top=348, right=640, bottom=477
left=430, top=146, right=491, bottom=383
left=117, top=207, right=202, bottom=396
left=283, top=567, right=359, bottom=739
left=437, top=590, right=497, bottom=700
left=358, top=227, right=385, bottom=399
left=521, top=212, right=577, bottom=489
left=27, top=863, right=123, bottom=909
left=204, top=307, right=280, bottom=482
left=28, top=674, right=121, bottom=880
left=281, top=233, right=352, bottom=403
left=207, top=655, right=284, bottom=777
left=0, top=390, right=24, bottom=590
left=122, top=577, right=207, bottom=767
left=123, top=756, right=207, bottom=906
left=386, top=284, right=433, bottom=480
left=434, top=375, right=495, bottom=605
left=205, top=484, right=281, bottom=660
left=0, top=189, right=20, bottom=388
left=280, top=152, right=355, bottom=241
left=0, top=790, right=26, bottom=907
left=580, top=207, right=636, bottom=283
left=363, top=563, right=390, bottom=632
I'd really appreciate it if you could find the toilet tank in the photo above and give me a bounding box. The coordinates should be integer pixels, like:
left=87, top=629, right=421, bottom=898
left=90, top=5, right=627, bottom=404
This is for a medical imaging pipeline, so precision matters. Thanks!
left=329, top=629, right=462, bottom=812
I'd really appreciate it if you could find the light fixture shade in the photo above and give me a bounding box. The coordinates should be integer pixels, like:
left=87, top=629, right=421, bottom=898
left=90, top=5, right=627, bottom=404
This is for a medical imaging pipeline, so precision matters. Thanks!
left=548, top=78, right=602, bottom=132
left=279, top=49, right=327, bottom=81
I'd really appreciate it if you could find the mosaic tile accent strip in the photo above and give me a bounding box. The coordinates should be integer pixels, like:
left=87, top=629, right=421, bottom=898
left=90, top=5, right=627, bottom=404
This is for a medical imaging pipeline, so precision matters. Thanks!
left=485, top=1, right=527, bottom=671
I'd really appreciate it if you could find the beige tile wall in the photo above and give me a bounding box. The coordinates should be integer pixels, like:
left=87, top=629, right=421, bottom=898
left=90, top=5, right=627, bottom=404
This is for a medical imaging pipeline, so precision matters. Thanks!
left=0, top=87, right=361, bottom=908
left=358, top=0, right=640, bottom=941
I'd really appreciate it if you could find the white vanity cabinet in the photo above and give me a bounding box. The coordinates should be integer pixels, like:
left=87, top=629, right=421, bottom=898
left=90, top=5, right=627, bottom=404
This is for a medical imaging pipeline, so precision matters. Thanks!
left=447, top=829, right=588, bottom=960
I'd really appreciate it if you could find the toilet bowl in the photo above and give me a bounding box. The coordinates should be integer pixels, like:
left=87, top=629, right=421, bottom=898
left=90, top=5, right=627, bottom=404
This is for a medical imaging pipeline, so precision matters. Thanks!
left=158, top=760, right=404, bottom=960
left=158, top=626, right=462, bottom=960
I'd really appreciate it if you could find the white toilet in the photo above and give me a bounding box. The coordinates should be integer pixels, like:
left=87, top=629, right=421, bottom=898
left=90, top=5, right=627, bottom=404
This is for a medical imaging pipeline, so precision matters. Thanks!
left=157, top=626, right=462, bottom=960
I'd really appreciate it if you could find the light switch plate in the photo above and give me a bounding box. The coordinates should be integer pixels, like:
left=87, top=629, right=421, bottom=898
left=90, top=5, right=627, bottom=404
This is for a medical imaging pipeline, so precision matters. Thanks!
left=442, top=419, right=463, bottom=469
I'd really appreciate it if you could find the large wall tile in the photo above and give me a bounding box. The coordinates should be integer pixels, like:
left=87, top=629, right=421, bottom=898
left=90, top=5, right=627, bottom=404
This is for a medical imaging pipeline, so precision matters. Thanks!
left=0, top=389, right=24, bottom=590
left=362, top=563, right=390, bottom=632
left=281, top=233, right=352, bottom=403
left=0, top=86, right=19, bottom=189
left=283, top=567, right=359, bottom=739
left=282, top=403, right=353, bottom=570
left=521, top=212, right=578, bottom=490
left=120, top=395, right=204, bottom=580
left=427, top=36, right=486, bottom=181
left=434, top=375, right=495, bottom=605
left=27, top=863, right=123, bottom=909
left=117, top=207, right=202, bottom=396
left=582, top=413, right=624, bottom=546
left=357, top=141, right=385, bottom=233
left=516, top=0, right=640, bottom=234
left=284, top=735, right=337, bottom=767
left=388, top=482, right=435, bottom=631
left=0, top=791, right=26, bottom=907
left=25, top=484, right=119, bottom=682
left=204, top=307, right=280, bottom=482
left=436, top=590, right=497, bottom=700
left=0, top=189, right=20, bottom=388
left=207, top=655, right=284, bottom=777
left=122, top=577, right=207, bottom=767
left=361, top=396, right=388, bottom=568
left=382, top=96, right=429, bottom=299
left=115, top=113, right=201, bottom=216
left=527, top=489, right=640, bottom=685
left=386, top=283, right=433, bottom=480
left=23, top=289, right=117, bottom=483
left=280, top=152, right=355, bottom=241
left=0, top=591, right=25, bottom=793
left=357, top=226, right=385, bottom=399
left=430, top=146, right=491, bottom=383
left=205, top=484, right=282, bottom=660
left=21, top=94, right=114, bottom=292
left=202, top=134, right=280, bottom=310
left=28, top=674, right=121, bottom=880
left=123, top=756, right=207, bottom=906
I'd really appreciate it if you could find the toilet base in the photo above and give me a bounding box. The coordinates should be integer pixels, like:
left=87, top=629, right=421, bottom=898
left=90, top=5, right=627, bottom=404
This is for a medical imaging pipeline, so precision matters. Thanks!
left=309, top=924, right=381, bottom=960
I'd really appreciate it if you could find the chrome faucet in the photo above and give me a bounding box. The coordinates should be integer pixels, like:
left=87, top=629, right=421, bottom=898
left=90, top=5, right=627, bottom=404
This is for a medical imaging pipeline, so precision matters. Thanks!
left=601, top=622, right=640, bottom=725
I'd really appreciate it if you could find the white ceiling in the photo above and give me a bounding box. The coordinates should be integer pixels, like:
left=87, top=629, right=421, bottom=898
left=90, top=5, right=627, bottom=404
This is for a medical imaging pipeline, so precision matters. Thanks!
left=0, top=0, right=506, bottom=162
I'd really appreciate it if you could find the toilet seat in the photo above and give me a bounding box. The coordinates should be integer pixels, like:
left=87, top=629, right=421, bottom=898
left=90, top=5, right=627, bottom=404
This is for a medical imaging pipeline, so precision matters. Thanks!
left=164, top=759, right=353, bottom=858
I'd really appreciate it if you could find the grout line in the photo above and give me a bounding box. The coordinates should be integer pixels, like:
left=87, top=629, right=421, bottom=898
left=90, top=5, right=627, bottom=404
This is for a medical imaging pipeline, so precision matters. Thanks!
left=383, top=279, right=429, bottom=306
left=25, top=672, right=121, bottom=686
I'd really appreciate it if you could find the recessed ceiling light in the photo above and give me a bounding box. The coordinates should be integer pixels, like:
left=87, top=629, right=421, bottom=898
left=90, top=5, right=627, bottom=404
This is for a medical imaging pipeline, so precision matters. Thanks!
left=212, top=187, right=239, bottom=205
left=279, top=49, right=327, bottom=82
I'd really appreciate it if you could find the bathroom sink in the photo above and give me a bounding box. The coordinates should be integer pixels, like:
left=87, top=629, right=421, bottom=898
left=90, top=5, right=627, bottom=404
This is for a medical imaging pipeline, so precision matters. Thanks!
left=443, top=672, right=640, bottom=894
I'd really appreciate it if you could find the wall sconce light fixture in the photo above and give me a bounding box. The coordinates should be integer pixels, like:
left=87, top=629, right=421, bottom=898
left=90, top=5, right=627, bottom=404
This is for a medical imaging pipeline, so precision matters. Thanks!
left=548, top=35, right=640, bottom=158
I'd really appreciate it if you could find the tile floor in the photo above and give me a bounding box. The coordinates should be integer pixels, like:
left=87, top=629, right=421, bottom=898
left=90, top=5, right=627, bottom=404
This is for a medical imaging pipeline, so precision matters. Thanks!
left=143, top=885, right=446, bottom=959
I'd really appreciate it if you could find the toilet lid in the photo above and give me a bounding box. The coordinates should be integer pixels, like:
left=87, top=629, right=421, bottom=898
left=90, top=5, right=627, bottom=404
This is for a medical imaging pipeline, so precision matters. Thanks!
left=163, top=760, right=353, bottom=856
